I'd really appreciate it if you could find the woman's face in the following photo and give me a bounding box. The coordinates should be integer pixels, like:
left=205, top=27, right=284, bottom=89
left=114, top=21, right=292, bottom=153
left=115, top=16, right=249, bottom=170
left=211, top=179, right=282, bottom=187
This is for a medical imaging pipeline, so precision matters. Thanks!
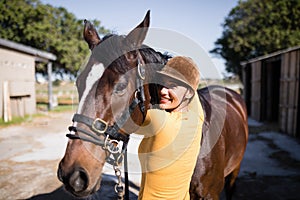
left=158, top=79, right=189, bottom=111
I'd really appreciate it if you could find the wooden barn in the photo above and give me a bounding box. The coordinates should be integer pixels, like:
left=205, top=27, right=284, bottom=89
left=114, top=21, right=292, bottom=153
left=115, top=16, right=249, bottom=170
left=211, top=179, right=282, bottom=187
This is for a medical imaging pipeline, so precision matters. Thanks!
left=0, top=38, right=56, bottom=121
left=242, top=46, right=300, bottom=137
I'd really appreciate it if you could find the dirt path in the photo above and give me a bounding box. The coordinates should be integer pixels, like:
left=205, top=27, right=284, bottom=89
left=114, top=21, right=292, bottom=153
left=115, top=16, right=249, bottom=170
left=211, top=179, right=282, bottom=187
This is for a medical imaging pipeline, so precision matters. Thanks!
left=0, top=111, right=141, bottom=200
left=1, top=113, right=300, bottom=200
left=229, top=132, right=300, bottom=200
left=0, top=111, right=72, bottom=199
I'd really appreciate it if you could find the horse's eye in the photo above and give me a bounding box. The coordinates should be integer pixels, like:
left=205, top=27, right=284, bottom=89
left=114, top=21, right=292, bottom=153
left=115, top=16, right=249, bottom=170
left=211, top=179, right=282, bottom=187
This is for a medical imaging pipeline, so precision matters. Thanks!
left=113, top=78, right=128, bottom=95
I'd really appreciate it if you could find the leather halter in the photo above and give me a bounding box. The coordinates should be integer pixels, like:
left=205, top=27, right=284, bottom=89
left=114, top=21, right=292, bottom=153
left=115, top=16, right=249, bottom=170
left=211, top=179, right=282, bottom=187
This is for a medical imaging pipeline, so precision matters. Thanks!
left=66, top=51, right=146, bottom=166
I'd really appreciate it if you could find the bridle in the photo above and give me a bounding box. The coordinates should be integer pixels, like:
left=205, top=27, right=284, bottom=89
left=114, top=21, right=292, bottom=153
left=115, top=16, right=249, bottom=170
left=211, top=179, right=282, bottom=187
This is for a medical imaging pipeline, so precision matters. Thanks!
left=66, top=51, right=146, bottom=200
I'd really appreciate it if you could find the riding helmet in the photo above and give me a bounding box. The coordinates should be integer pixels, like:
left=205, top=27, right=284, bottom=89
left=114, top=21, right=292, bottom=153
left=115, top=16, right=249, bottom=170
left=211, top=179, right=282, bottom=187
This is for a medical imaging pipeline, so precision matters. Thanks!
left=157, top=56, right=200, bottom=92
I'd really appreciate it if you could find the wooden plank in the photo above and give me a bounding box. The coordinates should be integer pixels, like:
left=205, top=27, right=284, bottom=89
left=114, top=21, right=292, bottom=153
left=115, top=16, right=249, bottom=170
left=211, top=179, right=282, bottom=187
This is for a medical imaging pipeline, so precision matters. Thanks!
left=279, top=53, right=290, bottom=133
left=9, top=81, right=33, bottom=97
left=250, top=61, right=261, bottom=120
left=288, top=51, right=298, bottom=135
left=287, top=108, right=294, bottom=134
left=3, top=81, right=12, bottom=122
left=290, top=51, right=297, bottom=135
left=280, top=50, right=300, bottom=136
left=10, top=97, right=25, bottom=118
left=294, top=50, right=300, bottom=136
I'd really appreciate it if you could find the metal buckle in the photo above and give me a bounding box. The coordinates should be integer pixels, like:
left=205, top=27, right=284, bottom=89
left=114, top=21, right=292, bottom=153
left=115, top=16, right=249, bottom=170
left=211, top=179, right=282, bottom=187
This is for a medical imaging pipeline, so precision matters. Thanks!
left=92, top=118, right=108, bottom=134
left=104, top=135, right=123, bottom=154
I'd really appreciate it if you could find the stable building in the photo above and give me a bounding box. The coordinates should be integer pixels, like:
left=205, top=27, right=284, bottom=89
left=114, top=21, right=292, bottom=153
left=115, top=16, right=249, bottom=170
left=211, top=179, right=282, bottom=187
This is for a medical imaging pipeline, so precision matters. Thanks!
left=0, top=38, right=56, bottom=121
left=242, top=46, right=300, bottom=137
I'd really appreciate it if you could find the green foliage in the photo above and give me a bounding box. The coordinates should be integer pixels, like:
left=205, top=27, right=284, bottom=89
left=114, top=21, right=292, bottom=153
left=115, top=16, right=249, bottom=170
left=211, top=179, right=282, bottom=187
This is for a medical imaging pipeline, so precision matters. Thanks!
left=0, top=0, right=110, bottom=76
left=210, top=0, right=300, bottom=77
left=0, top=114, right=35, bottom=127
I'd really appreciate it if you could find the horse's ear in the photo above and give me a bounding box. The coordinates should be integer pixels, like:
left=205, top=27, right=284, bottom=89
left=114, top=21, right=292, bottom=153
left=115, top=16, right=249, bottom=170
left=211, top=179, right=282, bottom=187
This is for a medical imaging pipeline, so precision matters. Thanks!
left=126, top=10, right=150, bottom=49
left=83, top=20, right=101, bottom=50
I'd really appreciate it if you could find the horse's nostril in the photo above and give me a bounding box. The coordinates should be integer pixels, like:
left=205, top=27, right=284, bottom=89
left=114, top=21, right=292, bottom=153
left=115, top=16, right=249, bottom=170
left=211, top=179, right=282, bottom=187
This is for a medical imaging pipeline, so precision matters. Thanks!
left=69, top=169, right=89, bottom=192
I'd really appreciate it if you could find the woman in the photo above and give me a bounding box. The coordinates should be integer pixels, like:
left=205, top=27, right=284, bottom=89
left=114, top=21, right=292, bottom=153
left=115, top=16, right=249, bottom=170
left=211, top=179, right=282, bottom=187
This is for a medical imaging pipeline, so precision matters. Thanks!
left=136, top=56, right=204, bottom=199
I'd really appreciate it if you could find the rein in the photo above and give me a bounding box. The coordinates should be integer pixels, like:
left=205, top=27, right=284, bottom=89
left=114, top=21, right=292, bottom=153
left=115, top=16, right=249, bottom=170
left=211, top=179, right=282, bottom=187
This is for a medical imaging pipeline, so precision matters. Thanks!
left=66, top=52, right=146, bottom=199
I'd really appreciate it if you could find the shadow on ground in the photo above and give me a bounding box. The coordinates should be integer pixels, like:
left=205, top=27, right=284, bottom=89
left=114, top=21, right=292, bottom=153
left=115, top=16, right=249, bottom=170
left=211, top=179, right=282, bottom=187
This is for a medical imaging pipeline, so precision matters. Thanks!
left=16, top=116, right=300, bottom=200
left=28, top=174, right=300, bottom=200
left=28, top=174, right=139, bottom=200
left=232, top=175, right=300, bottom=200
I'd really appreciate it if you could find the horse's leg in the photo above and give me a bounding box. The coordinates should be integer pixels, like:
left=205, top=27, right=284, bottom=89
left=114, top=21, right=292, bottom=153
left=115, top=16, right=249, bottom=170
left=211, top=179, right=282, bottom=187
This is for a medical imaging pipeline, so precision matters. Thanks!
left=224, top=164, right=241, bottom=200
left=190, top=163, right=224, bottom=200
left=190, top=151, right=225, bottom=200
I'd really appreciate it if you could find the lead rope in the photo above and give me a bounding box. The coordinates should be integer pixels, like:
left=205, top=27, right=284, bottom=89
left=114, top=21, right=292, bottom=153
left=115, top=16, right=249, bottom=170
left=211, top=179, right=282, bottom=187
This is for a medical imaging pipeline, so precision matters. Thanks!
left=114, top=163, right=124, bottom=199
left=112, top=146, right=129, bottom=200
left=124, top=148, right=129, bottom=200
left=104, top=134, right=129, bottom=200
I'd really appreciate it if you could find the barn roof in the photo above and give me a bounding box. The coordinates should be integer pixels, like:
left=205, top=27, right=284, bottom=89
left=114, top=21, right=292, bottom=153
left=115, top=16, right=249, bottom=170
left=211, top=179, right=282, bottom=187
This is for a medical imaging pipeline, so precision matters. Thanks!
left=0, top=38, right=57, bottom=62
left=241, top=46, right=300, bottom=66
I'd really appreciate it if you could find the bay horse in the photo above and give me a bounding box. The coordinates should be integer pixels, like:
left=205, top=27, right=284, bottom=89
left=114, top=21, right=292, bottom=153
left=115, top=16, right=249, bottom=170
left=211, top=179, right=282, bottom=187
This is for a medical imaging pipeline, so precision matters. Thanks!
left=57, top=11, right=248, bottom=200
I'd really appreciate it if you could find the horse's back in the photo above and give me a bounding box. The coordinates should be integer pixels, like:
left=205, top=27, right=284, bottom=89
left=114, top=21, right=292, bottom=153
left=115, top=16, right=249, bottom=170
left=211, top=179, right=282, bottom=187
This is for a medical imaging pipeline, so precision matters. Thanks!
left=198, top=85, right=247, bottom=123
left=190, top=85, right=248, bottom=199
left=198, top=85, right=248, bottom=157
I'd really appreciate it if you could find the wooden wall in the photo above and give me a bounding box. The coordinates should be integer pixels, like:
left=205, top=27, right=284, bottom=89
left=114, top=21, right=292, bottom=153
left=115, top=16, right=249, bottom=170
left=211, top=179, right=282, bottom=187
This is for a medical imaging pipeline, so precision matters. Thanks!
left=279, top=49, right=300, bottom=136
left=0, top=48, right=36, bottom=120
left=243, top=47, right=300, bottom=137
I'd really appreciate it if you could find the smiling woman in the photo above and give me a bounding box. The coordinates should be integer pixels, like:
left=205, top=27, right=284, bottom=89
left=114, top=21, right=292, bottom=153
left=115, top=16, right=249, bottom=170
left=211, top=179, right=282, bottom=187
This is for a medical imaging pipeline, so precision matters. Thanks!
left=156, top=56, right=200, bottom=112
left=158, top=83, right=189, bottom=110
left=136, top=56, right=204, bottom=199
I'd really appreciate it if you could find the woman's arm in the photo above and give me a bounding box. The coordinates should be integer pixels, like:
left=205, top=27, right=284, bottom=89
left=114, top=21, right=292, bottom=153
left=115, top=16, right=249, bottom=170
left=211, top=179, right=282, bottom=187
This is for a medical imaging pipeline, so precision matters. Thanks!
left=135, top=109, right=168, bottom=137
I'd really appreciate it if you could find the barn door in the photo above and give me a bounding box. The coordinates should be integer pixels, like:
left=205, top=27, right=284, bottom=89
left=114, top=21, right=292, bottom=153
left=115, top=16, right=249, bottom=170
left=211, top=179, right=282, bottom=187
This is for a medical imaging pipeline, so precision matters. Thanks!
left=261, top=58, right=281, bottom=122
left=279, top=50, right=300, bottom=136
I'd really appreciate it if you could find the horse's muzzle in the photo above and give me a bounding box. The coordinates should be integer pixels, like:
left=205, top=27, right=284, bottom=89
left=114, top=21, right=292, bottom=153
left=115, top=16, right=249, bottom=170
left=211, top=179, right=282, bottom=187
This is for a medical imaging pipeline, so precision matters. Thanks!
left=57, top=163, right=89, bottom=196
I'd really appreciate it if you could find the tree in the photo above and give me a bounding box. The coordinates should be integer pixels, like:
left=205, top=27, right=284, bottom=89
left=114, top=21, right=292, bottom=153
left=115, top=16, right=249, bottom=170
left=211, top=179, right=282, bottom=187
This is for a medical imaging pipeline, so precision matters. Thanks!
left=210, top=0, right=300, bottom=77
left=0, top=0, right=110, bottom=77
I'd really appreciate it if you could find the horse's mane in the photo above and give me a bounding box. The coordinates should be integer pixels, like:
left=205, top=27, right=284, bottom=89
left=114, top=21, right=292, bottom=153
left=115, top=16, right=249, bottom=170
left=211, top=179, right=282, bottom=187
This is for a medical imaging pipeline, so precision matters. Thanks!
left=99, top=34, right=170, bottom=73
left=139, top=46, right=170, bottom=106
left=98, top=33, right=170, bottom=106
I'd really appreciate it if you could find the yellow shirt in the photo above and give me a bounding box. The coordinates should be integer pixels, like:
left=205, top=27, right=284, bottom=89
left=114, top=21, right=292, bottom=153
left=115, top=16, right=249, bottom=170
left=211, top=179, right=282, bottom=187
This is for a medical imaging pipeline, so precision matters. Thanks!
left=136, top=93, right=204, bottom=200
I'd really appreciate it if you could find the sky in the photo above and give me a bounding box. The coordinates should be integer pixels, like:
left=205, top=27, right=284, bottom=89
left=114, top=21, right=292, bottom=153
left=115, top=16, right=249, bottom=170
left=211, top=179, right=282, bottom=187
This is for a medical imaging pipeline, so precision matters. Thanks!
left=40, top=0, right=239, bottom=79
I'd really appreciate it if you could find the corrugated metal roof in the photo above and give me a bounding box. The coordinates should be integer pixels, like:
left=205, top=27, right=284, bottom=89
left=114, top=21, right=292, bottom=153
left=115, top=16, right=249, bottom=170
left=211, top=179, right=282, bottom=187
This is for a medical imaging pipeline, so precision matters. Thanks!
left=241, top=46, right=300, bottom=66
left=0, top=38, right=57, bottom=61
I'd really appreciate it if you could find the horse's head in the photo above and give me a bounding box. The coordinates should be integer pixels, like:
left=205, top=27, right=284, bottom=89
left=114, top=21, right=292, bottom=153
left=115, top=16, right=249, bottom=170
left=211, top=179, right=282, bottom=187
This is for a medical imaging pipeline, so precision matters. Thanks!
left=57, top=11, right=166, bottom=197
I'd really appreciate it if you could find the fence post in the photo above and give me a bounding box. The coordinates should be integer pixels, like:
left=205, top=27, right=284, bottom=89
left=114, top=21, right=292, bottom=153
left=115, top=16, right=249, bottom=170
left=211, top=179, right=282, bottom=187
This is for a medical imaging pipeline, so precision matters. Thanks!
left=3, top=81, right=12, bottom=122
left=47, top=62, right=53, bottom=110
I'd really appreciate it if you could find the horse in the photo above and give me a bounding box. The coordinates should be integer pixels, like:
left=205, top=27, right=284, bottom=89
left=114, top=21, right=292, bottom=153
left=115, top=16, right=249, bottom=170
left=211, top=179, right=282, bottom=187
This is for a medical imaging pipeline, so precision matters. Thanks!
left=57, top=11, right=248, bottom=200
left=190, top=86, right=248, bottom=199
